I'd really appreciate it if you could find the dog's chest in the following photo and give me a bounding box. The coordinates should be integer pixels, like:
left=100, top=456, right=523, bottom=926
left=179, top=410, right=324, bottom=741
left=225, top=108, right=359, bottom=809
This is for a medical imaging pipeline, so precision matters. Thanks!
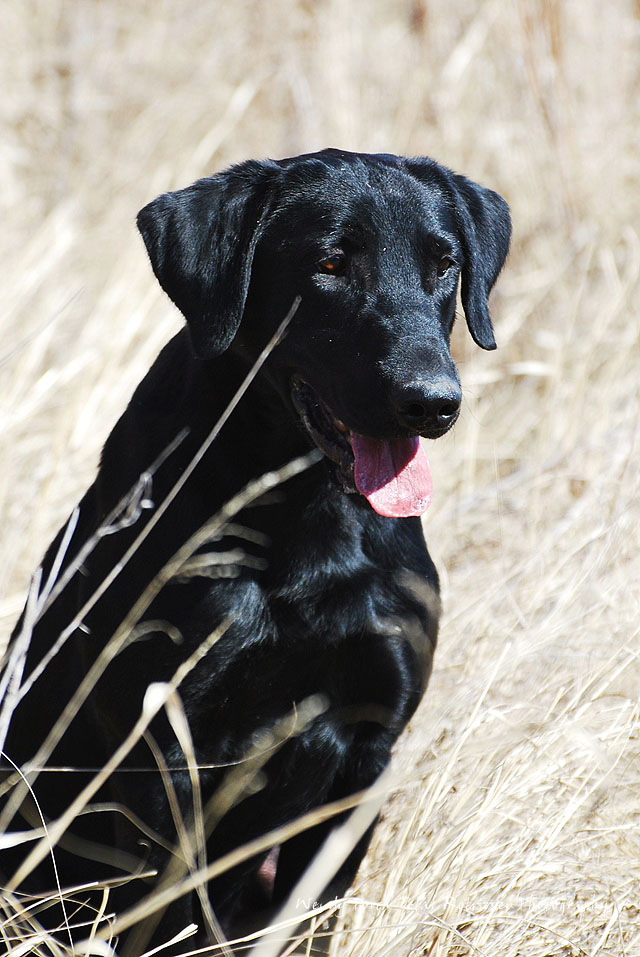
left=249, top=501, right=423, bottom=716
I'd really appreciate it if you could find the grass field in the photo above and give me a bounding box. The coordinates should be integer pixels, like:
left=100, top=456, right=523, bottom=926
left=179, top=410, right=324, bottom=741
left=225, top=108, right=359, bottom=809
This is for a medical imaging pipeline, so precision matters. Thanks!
left=1, top=1, right=639, bottom=954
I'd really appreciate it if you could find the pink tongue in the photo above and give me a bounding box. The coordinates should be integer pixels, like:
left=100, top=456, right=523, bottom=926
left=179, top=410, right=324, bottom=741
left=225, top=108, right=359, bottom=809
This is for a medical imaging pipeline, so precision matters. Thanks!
left=351, top=434, right=432, bottom=518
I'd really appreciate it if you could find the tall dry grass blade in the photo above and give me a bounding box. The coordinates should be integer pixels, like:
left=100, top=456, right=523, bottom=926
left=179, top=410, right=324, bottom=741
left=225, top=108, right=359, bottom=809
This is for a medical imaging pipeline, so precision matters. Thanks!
left=0, top=569, right=42, bottom=754
left=247, top=766, right=393, bottom=957
left=134, top=700, right=231, bottom=956
left=10, top=431, right=187, bottom=715
left=0, top=751, right=73, bottom=954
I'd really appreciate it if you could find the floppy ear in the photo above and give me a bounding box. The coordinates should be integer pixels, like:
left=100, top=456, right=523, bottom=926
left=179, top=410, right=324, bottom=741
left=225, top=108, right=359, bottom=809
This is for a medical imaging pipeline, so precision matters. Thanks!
left=449, top=172, right=511, bottom=350
left=406, top=158, right=511, bottom=350
left=137, top=160, right=279, bottom=358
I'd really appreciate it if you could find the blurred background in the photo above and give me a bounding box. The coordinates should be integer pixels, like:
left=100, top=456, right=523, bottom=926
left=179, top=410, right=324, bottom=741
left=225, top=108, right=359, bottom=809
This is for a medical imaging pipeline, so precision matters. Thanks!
left=1, top=1, right=639, bottom=954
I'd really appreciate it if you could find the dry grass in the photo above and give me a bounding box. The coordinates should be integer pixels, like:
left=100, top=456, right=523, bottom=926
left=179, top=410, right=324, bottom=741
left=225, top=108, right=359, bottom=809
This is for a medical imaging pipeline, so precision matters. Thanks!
left=1, top=0, right=639, bottom=954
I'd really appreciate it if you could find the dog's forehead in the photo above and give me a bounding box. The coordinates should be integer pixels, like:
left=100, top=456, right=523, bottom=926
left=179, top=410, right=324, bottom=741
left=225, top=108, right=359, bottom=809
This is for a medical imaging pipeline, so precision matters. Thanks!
left=272, top=157, right=453, bottom=240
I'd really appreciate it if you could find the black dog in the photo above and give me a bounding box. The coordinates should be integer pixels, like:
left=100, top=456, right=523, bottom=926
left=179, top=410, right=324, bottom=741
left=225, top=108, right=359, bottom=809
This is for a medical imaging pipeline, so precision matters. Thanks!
left=1, top=150, right=510, bottom=952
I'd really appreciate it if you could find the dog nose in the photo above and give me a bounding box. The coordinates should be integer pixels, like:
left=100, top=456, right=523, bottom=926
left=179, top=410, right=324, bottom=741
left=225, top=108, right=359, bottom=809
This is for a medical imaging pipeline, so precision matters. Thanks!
left=394, top=381, right=461, bottom=434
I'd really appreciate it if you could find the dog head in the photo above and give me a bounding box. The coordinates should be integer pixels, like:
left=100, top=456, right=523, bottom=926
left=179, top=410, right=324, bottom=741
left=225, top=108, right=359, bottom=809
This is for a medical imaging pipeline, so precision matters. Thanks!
left=137, top=150, right=510, bottom=516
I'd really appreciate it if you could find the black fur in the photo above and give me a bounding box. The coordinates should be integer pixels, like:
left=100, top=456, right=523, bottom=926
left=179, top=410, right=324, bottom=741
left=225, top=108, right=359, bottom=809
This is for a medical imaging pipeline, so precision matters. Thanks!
left=1, top=149, right=510, bottom=953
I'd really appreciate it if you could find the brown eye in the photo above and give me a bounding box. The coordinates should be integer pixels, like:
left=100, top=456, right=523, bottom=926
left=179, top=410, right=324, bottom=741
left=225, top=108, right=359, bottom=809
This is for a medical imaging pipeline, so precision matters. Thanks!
left=437, top=256, right=454, bottom=277
left=318, top=253, right=346, bottom=275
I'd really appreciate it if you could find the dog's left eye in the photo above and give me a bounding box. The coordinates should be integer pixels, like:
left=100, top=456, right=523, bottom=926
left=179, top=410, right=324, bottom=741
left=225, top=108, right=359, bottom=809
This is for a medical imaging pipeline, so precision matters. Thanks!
left=318, top=253, right=347, bottom=276
left=437, top=257, right=454, bottom=277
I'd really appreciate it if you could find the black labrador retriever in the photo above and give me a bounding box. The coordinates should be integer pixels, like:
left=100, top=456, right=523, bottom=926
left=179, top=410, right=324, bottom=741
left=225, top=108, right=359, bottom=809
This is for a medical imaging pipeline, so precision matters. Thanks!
left=1, top=149, right=510, bottom=953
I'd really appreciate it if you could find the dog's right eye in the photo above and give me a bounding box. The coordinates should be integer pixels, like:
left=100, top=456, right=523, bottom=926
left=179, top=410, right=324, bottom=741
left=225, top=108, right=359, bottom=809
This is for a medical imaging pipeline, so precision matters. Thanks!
left=317, top=253, right=347, bottom=276
left=437, top=256, right=454, bottom=277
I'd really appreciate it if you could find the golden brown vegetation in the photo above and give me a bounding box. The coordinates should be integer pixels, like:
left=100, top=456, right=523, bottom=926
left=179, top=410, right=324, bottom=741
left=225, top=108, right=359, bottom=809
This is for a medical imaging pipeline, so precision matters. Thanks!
left=1, top=1, right=639, bottom=954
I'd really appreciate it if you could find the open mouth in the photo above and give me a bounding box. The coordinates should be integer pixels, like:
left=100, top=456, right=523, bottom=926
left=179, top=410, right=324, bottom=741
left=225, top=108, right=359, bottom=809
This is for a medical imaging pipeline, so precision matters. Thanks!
left=290, top=378, right=433, bottom=518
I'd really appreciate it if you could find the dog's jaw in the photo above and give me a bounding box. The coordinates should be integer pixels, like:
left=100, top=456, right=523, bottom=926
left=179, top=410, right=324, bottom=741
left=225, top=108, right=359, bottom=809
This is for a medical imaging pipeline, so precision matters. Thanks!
left=290, top=377, right=433, bottom=517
